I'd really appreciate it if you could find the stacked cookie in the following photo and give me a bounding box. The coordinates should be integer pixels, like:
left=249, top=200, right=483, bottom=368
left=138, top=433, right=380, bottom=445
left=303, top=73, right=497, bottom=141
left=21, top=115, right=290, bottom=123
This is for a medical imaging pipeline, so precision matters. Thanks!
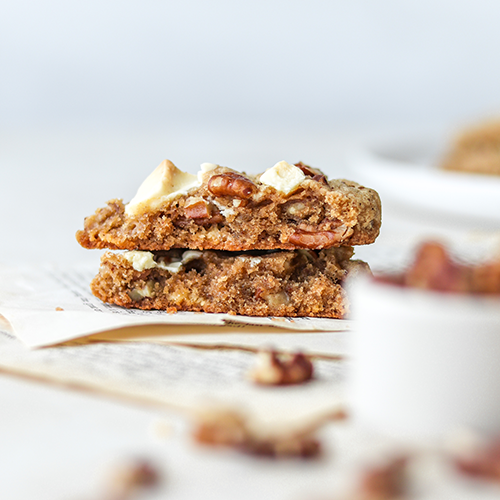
left=77, top=160, right=381, bottom=318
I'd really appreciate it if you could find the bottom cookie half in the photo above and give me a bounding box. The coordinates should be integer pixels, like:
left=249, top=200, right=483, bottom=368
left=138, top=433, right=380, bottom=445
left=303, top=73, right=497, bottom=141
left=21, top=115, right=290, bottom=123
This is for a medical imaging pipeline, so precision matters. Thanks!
left=90, top=247, right=369, bottom=318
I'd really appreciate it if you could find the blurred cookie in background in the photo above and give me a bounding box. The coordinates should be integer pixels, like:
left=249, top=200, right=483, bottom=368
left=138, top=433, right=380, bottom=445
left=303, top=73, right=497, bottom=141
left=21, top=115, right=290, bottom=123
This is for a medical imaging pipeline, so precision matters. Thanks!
left=442, top=119, right=500, bottom=176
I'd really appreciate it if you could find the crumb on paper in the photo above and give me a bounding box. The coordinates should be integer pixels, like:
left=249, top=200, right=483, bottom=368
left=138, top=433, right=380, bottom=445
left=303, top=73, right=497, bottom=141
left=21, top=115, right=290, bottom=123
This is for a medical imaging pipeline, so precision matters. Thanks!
left=104, top=458, right=161, bottom=499
left=55, top=307, right=64, bottom=311
left=249, top=349, right=314, bottom=386
left=354, top=456, right=409, bottom=500
left=192, top=408, right=321, bottom=459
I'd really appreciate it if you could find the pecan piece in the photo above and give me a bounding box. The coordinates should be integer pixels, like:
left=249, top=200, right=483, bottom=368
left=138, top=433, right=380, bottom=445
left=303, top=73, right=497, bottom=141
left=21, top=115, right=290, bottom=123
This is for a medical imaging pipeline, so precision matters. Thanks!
left=249, top=350, right=314, bottom=386
left=453, top=436, right=500, bottom=482
left=294, top=162, right=328, bottom=186
left=312, top=173, right=328, bottom=185
left=294, top=161, right=317, bottom=177
left=358, top=456, right=409, bottom=500
left=192, top=214, right=224, bottom=226
left=288, top=227, right=348, bottom=248
left=193, top=408, right=321, bottom=459
left=105, top=458, right=160, bottom=499
left=208, top=173, right=256, bottom=199
left=185, top=200, right=211, bottom=219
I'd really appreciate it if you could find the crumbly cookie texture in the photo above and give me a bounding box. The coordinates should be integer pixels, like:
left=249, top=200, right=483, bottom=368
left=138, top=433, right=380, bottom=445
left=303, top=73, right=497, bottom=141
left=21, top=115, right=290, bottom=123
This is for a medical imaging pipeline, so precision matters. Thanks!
left=90, top=247, right=370, bottom=318
left=442, top=120, right=500, bottom=176
left=76, top=160, right=381, bottom=251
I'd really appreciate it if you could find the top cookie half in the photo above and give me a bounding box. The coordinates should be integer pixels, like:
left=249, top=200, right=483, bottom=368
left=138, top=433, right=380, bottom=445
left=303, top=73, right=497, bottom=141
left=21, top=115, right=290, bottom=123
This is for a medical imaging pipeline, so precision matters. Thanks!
left=76, top=160, right=381, bottom=251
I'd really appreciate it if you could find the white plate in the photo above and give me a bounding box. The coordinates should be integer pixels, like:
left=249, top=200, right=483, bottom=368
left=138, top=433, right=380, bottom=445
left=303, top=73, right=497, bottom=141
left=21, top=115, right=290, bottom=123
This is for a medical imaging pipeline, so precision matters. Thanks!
left=348, top=148, right=500, bottom=228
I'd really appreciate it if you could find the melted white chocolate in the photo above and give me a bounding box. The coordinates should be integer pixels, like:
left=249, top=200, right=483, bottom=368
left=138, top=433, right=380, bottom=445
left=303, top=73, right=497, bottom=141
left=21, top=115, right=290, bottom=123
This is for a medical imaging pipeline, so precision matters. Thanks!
left=125, top=160, right=200, bottom=216
left=259, top=161, right=305, bottom=195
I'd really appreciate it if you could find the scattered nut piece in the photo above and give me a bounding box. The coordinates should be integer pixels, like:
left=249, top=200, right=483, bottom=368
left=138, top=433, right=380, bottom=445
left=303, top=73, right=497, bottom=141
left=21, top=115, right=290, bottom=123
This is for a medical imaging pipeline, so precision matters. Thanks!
left=105, top=458, right=160, bottom=500
left=192, top=408, right=321, bottom=459
left=208, top=172, right=256, bottom=199
left=249, top=350, right=314, bottom=386
left=380, top=241, right=500, bottom=295
left=193, top=409, right=248, bottom=447
left=453, top=436, right=500, bottom=482
left=55, top=307, right=64, bottom=311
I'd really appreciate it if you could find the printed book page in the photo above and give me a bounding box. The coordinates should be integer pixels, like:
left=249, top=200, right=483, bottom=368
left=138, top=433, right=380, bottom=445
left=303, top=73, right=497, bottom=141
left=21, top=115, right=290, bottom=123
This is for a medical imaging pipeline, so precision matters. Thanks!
left=0, top=328, right=346, bottom=428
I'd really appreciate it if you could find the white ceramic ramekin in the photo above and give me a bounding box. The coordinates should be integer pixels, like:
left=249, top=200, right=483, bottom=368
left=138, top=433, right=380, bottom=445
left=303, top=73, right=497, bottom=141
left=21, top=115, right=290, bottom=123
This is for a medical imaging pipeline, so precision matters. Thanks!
left=349, top=276, right=500, bottom=442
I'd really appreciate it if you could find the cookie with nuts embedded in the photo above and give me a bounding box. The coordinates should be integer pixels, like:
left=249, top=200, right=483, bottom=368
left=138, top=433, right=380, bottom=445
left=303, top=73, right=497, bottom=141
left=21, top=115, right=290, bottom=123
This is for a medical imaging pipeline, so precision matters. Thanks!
left=90, top=247, right=370, bottom=318
left=76, top=160, right=381, bottom=252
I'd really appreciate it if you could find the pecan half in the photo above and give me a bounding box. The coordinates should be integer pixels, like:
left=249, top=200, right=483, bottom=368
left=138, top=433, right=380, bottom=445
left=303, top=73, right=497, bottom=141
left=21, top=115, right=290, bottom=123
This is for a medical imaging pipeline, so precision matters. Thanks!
left=288, top=227, right=348, bottom=248
left=208, top=173, right=256, bottom=198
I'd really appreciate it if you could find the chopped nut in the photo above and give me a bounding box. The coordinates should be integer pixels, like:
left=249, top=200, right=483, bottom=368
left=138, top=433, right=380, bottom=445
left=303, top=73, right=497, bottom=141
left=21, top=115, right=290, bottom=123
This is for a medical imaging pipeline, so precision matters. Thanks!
left=184, top=199, right=212, bottom=219
left=249, top=350, right=314, bottom=386
left=127, top=280, right=155, bottom=300
left=208, top=172, right=256, bottom=198
left=55, top=307, right=64, bottom=311
left=264, top=290, right=290, bottom=307
left=293, top=162, right=329, bottom=186
left=382, top=241, right=500, bottom=295
left=281, top=200, right=318, bottom=219
left=192, top=408, right=321, bottom=459
left=105, top=458, right=160, bottom=500
left=453, top=437, right=500, bottom=482
left=193, top=409, right=248, bottom=447
left=244, top=433, right=321, bottom=458
left=288, top=227, right=349, bottom=248
left=294, top=161, right=319, bottom=177
left=357, top=456, right=409, bottom=500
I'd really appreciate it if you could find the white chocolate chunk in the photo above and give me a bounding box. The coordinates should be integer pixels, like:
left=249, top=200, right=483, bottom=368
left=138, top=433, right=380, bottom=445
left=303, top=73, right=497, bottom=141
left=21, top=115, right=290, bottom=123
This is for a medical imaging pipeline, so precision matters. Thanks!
left=181, top=250, right=203, bottom=263
left=259, top=161, right=306, bottom=194
left=125, top=160, right=200, bottom=216
left=123, top=249, right=203, bottom=274
left=198, top=162, right=220, bottom=183
left=122, top=251, right=157, bottom=272
left=157, top=250, right=203, bottom=273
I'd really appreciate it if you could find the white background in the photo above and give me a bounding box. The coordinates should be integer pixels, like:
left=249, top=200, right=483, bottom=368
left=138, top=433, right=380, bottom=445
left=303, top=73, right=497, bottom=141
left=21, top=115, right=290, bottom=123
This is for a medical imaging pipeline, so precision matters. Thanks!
left=2, top=0, right=500, bottom=131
